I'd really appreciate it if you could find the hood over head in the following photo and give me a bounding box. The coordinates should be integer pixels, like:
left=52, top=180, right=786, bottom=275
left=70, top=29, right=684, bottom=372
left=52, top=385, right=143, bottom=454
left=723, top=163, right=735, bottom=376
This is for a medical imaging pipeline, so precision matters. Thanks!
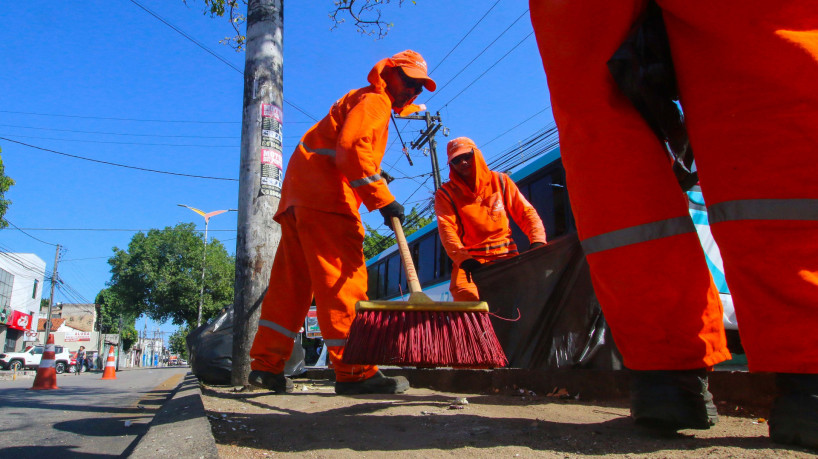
left=446, top=136, right=491, bottom=193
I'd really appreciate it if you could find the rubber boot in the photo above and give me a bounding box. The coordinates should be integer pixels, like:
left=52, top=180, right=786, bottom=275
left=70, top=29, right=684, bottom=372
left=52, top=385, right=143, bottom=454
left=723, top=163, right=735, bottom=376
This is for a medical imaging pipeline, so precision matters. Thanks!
left=769, top=373, right=818, bottom=450
left=630, top=369, right=719, bottom=430
left=335, top=370, right=410, bottom=395
left=248, top=369, right=294, bottom=394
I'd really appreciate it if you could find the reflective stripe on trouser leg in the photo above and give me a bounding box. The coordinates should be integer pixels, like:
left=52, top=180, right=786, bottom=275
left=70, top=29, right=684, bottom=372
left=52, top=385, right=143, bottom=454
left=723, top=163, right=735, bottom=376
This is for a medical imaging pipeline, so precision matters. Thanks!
left=292, top=206, right=379, bottom=383
left=250, top=209, right=314, bottom=374
left=530, top=0, right=729, bottom=371
left=658, top=0, right=818, bottom=372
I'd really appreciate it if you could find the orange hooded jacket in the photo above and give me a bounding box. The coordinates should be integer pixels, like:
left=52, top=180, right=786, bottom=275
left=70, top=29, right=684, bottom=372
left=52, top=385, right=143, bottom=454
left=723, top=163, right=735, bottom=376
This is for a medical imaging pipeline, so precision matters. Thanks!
left=275, top=57, right=416, bottom=221
left=434, top=141, right=546, bottom=267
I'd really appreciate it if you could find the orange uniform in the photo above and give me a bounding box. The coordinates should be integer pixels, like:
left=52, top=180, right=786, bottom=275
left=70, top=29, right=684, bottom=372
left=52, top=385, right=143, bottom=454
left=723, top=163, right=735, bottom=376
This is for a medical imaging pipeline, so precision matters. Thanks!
left=530, top=0, right=818, bottom=373
left=435, top=138, right=546, bottom=301
left=250, top=51, right=435, bottom=382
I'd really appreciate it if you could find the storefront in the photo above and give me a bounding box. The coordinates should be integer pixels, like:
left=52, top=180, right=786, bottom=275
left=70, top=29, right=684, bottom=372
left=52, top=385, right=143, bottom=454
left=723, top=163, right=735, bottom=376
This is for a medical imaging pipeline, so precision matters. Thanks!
left=2, top=310, right=33, bottom=352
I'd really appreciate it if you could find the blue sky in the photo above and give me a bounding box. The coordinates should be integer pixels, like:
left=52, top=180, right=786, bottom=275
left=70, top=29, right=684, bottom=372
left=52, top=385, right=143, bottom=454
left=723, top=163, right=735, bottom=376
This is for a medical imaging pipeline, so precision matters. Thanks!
left=0, top=0, right=554, bottom=339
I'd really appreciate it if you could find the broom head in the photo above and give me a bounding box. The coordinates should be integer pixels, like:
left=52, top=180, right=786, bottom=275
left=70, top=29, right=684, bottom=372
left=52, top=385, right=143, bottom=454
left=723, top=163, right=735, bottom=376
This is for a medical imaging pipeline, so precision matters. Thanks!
left=342, top=292, right=508, bottom=368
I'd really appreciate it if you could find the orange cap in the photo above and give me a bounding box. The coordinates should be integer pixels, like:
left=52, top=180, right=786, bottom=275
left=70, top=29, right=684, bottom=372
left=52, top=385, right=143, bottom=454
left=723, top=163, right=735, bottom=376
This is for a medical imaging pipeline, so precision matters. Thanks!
left=391, top=50, right=436, bottom=91
left=447, top=137, right=477, bottom=164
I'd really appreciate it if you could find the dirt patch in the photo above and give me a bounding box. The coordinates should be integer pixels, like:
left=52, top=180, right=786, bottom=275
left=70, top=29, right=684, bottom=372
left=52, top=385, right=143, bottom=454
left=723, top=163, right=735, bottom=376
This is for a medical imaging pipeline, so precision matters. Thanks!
left=200, top=375, right=814, bottom=458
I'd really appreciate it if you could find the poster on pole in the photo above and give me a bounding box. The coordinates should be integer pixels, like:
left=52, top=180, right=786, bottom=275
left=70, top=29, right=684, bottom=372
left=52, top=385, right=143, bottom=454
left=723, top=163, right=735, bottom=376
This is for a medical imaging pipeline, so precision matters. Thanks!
left=304, top=307, right=322, bottom=339
left=260, top=103, right=283, bottom=198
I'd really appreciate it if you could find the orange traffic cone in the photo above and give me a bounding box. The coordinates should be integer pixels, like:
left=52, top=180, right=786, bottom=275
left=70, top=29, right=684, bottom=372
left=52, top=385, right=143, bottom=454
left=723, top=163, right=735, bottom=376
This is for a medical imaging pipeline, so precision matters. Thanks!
left=101, top=346, right=117, bottom=380
left=30, top=334, right=59, bottom=390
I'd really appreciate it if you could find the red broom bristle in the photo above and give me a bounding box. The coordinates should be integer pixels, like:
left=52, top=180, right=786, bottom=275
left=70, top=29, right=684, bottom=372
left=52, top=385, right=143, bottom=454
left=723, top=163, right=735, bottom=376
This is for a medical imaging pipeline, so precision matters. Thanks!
left=343, top=309, right=508, bottom=368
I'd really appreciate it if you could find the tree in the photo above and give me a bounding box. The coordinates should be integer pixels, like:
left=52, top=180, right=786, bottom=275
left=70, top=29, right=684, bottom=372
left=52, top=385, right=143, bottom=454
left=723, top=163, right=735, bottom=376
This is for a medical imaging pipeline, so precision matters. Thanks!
left=95, top=289, right=139, bottom=352
left=363, top=205, right=434, bottom=259
left=169, top=327, right=190, bottom=359
left=185, top=0, right=410, bottom=50
left=0, top=147, right=15, bottom=229
left=107, top=223, right=235, bottom=329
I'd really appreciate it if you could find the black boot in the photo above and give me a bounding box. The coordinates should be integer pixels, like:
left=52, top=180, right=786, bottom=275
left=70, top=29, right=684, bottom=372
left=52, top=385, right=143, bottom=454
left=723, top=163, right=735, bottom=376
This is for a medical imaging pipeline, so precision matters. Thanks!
left=630, top=369, right=719, bottom=430
left=335, top=370, right=410, bottom=395
left=769, top=373, right=818, bottom=450
left=248, top=369, right=294, bottom=394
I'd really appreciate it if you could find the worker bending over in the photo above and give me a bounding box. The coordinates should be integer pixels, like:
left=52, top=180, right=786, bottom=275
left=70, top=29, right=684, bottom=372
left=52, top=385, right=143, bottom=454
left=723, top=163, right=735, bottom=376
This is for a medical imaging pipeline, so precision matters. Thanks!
left=530, top=0, right=817, bottom=448
left=435, top=137, right=546, bottom=301
left=249, top=50, right=436, bottom=395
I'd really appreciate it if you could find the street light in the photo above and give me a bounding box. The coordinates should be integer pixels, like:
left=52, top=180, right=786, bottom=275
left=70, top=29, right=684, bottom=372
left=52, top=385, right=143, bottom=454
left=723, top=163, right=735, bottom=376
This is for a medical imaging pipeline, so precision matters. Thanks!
left=178, top=204, right=237, bottom=327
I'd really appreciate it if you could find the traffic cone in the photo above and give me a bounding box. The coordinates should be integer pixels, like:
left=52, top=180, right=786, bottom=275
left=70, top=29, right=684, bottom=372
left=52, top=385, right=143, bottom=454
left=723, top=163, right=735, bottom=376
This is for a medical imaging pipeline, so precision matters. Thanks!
left=101, top=346, right=117, bottom=380
left=30, top=334, right=59, bottom=390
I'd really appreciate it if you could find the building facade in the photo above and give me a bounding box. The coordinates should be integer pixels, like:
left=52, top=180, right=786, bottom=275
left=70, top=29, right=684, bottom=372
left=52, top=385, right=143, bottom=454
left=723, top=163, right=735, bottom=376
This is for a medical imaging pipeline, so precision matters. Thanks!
left=0, top=253, right=46, bottom=352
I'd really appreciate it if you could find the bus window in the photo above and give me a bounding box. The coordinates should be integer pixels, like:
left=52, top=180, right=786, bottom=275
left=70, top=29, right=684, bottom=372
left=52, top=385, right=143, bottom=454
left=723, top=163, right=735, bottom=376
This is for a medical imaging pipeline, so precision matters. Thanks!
left=367, top=264, right=379, bottom=299
left=528, top=174, right=557, bottom=238
left=437, top=237, right=453, bottom=280
left=385, top=253, right=402, bottom=298
left=417, top=235, right=437, bottom=285
left=551, top=169, right=569, bottom=237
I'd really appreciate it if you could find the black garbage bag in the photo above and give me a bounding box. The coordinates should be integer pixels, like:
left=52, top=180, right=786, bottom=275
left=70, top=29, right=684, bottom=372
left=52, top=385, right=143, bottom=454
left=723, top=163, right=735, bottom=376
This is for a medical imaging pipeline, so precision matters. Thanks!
left=472, top=233, right=622, bottom=370
left=186, top=305, right=306, bottom=385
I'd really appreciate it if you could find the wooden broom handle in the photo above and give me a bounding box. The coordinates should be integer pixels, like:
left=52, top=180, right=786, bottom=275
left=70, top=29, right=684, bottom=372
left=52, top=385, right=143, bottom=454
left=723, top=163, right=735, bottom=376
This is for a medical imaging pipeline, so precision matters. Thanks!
left=392, top=216, right=422, bottom=293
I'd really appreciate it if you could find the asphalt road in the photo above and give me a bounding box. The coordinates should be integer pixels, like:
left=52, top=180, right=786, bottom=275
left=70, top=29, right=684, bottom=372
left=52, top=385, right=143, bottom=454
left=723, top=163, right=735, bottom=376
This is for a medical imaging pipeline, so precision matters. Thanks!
left=0, top=366, right=189, bottom=458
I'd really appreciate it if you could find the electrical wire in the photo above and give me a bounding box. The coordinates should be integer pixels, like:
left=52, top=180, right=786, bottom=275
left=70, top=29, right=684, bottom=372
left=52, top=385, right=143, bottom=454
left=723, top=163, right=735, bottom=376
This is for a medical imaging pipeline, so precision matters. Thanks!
left=428, top=0, right=501, bottom=75
left=1, top=137, right=239, bottom=182
left=0, top=123, right=238, bottom=139
left=0, top=134, right=237, bottom=148
left=3, top=220, right=58, bottom=246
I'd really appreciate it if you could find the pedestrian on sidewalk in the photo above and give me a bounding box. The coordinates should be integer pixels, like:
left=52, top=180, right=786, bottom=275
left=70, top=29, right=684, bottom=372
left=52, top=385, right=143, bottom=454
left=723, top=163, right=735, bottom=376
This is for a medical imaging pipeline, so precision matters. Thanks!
left=435, top=136, right=547, bottom=301
left=75, top=346, right=86, bottom=375
left=248, top=50, right=437, bottom=396
left=528, top=0, right=817, bottom=449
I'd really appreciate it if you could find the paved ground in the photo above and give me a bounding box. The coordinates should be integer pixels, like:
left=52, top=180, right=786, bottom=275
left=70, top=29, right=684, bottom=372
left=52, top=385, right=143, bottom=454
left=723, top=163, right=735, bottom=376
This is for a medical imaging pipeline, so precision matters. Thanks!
left=200, top=369, right=817, bottom=459
left=0, top=366, right=189, bottom=457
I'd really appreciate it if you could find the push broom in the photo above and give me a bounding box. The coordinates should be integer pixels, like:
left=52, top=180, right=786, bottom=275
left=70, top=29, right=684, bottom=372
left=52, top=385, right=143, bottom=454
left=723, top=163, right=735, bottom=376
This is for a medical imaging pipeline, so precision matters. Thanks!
left=343, top=217, right=508, bottom=367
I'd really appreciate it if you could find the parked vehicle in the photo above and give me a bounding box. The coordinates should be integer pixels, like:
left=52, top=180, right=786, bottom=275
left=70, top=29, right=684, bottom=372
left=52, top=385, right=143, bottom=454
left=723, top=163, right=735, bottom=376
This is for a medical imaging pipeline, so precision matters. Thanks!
left=0, top=345, right=72, bottom=374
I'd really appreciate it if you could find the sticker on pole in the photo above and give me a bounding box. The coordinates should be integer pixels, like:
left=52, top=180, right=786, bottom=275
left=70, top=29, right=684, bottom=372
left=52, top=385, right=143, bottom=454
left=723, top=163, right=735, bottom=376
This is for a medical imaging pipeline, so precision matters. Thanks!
left=260, top=103, right=283, bottom=198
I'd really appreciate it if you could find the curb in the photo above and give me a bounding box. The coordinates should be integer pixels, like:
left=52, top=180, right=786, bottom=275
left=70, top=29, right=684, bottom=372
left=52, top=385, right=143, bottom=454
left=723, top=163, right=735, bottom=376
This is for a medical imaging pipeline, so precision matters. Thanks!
left=129, top=372, right=218, bottom=459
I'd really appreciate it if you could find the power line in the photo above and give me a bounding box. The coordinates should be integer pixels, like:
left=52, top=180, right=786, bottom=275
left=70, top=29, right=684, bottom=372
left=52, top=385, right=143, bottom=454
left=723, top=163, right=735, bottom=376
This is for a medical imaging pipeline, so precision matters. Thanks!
left=425, top=9, right=530, bottom=104
left=3, top=227, right=235, bottom=232
left=126, top=0, right=319, bottom=122
left=441, top=32, right=535, bottom=109
left=1, top=137, right=239, bottom=182
left=481, top=105, right=552, bottom=148
left=428, top=0, right=501, bottom=75
left=0, top=123, right=238, bottom=139
left=1, top=134, right=237, bottom=148
left=3, top=220, right=58, bottom=246
left=0, top=110, right=239, bottom=124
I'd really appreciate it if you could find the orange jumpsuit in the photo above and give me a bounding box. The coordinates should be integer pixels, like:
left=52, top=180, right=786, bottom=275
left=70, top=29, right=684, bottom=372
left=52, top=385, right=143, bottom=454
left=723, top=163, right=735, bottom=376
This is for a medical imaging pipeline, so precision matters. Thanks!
left=435, top=145, right=546, bottom=301
left=530, top=0, right=818, bottom=373
left=250, top=56, right=420, bottom=382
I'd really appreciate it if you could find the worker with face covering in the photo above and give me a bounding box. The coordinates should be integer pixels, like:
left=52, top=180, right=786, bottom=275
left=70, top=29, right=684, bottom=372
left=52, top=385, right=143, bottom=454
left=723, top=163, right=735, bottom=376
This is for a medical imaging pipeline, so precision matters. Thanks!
left=249, top=50, right=436, bottom=395
left=529, top=0, right=818, bottom=448
left=435, top=137, right=547, bottom=301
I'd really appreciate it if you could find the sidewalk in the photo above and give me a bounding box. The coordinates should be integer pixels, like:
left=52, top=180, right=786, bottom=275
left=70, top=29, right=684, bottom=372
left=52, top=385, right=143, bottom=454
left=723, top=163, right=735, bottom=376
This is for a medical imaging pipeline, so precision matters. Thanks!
left=137, top=367, right=816, bottom=458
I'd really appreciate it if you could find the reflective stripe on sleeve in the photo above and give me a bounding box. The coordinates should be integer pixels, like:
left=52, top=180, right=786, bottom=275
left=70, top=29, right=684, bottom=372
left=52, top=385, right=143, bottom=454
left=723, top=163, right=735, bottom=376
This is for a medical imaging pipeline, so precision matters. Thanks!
left=581, top=215, right=696, bottom=255
left=298, top=142, right=336, bottom=157
left=258, top=319, right=299, bottom=339
left=350, top=174, right=383, bottom=188
left=708, top=199, right=818, bottom=224
left=323, top=338, right=347, bottom=347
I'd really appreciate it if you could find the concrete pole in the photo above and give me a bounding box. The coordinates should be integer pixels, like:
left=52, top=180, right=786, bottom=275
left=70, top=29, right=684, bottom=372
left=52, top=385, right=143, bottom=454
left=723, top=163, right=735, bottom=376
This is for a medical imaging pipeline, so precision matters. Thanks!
left=43, top=244, right=60, bottom=346
left=232, top=0, right=284, bottom=386
left=197, top=217, right=210, bottom=328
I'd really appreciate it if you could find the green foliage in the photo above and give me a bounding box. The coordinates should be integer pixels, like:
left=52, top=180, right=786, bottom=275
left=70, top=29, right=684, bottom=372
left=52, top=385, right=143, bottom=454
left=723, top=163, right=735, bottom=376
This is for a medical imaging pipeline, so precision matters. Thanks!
left=169, top=327, right=191, bottom=359
left=95, top=288, right=139, bottom=352
left=363, top=205, right=434, bottom=259
left=106, top=223, right=236, bottom=329
left=0, top=148, right=15, bottom=229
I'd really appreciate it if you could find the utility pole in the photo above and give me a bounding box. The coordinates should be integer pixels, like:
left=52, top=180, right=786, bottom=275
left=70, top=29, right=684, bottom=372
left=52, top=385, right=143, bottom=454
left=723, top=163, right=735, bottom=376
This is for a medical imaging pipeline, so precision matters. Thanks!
left=398, top=111, right=447, bottom=191
left=43, top=244, right=60, bottom=346
left=232, top=0, right=284, bottom=386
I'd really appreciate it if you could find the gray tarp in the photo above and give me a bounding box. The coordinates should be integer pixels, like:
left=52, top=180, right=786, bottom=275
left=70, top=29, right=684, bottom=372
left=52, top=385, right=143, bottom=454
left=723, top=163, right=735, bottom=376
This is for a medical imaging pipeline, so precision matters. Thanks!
left=187, top=305, right=305, bottom=385
left=473, top=233, right=622, bottom=370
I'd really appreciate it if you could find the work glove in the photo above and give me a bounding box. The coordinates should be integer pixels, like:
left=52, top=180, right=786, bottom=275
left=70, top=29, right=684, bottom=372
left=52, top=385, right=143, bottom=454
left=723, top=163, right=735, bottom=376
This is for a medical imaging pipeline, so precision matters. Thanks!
left=379, top=200, right=405, bottom=230
left=380, top=170, right=395, bottom=184
left=460, top=258, right=482, bottom=283
left=528, top=242, right=545, bottom=251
